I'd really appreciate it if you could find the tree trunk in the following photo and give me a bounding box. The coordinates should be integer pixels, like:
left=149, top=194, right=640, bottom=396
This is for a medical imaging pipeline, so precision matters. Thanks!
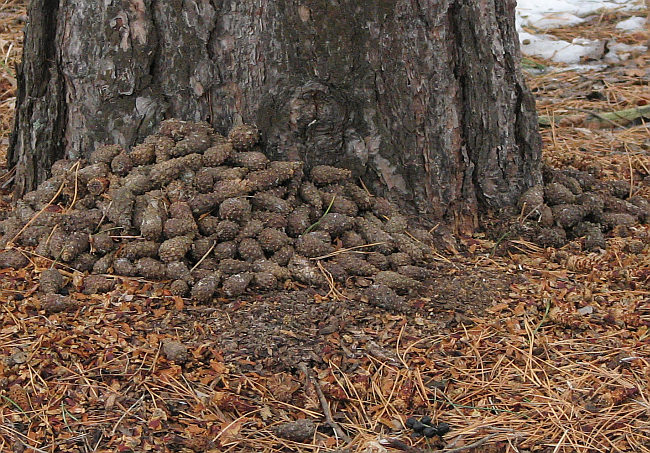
left=9, top=0, right=541, bottom=232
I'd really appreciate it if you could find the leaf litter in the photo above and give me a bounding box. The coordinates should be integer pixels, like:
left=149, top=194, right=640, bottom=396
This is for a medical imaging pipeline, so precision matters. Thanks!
left=0, top=2, right=649, bottom=452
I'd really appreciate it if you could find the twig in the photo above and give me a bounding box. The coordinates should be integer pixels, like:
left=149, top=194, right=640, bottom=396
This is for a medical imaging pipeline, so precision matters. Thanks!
left=380, top=434, right=497, bottom=453
left=66, top=162, right=81, bottom=212
left=623, top=142, right=634, bottom=198
left=379, top=437, right=422, bottom=452
left=298, top=363, right=351, bottom=444
left=6, top=161, right=80, bottom=248
left=358, top=177, right=373, bottom=197
left=533, top=298, right=552, bottom=334
left=189, top=240, right=216, bottom=273
left=444, top=434, right=497, bottom=453
left=538, top=104, right=650, bottom=128
left=0, top=165, right=15, bottom=187
left=0, top=424, right=49, bottom=453
left=94, top=200, right=111, bottom=233
left=310, top=242, right=386, bottom=260
left=518, top=203, right=543, bottom=224
left=567, top=107, right=625, bottom=129
left=110, top=394, right=145, bottom=436
left=316, top=260, right=347, bottom=300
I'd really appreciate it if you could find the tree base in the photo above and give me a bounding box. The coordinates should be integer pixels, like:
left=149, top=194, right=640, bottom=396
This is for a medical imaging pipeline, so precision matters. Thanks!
left=9, top=0, right=541, bottom=229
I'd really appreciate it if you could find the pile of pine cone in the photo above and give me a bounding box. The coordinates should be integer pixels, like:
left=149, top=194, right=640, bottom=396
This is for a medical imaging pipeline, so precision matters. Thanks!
left=0, top=120, right=438, bottom=305
left=516, top=165, right=649, bottom=251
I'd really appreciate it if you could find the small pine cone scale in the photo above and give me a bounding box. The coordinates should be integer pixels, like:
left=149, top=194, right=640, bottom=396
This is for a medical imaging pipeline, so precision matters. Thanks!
left=191, top=274, right=220, bottom=302
left=253, top=272, right=278, bottom=291
left=171, top=131, right=212, bottom=157
left=136, top=257, right=167, bottom=280
left=334, top=253, right=378, bottom=277
left=206, top=239, right=234, bottom=260
left=203, top=142, right=234, bottom=167
left=163, top=218, right=198, bottom=238
left=90, top=144, right=124, bottom=165
left=113, top=258, right=138, bottom=276
left=158, top=236, right=193, bottom=263
left=130, top=142, right=156, bottom=166
left=228, top=124, right=260, bottom=151
left=111, top=152, right=134, bottom=176
left=230, top=151, right=268, bottom=170
left=258, top=228, right=290, bottom=253
left=120, top=240, right=159, bottom=260
left=310, top=165, right=352, bottom=186
left=222, top=272, right=253, bottom=297
left=238, top=238, right=265, bottom=262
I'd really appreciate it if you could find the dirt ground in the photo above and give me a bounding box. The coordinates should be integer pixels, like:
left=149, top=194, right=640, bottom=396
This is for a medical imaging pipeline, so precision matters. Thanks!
left=0, top=3, right=649, bottom=453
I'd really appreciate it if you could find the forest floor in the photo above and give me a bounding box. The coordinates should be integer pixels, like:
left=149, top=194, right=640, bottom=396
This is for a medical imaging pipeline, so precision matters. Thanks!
left=0, top=3, right=649, bottom=453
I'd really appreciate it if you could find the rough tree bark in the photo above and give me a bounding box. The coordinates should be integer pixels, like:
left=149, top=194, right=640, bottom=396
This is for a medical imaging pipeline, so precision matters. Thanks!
left=9, top=0, right=541, bottom=232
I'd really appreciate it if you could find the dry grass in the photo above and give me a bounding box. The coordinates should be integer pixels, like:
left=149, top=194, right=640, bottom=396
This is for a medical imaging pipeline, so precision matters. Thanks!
left=0, top=0, right=25, bottom=169
left=2, top=234, right=649, bottom=452
left=0, top=2, right=649, bottom=453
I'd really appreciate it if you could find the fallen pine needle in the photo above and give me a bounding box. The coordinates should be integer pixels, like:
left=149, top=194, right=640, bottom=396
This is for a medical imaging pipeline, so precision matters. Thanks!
left=299, top=363, right=352, bottom=444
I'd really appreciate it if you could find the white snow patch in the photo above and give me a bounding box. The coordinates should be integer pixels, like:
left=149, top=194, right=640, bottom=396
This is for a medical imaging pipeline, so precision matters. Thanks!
left=520, top=31, right=646, bottom=65
left=516, top=0, right=647, bottom=67
left=519, top=32, right=602, bottom=64
left=615, top=16, right=647, bottom=31
left=606, top=41, right=648, bottom=63
left=516, top=0, right=644, bottom=29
